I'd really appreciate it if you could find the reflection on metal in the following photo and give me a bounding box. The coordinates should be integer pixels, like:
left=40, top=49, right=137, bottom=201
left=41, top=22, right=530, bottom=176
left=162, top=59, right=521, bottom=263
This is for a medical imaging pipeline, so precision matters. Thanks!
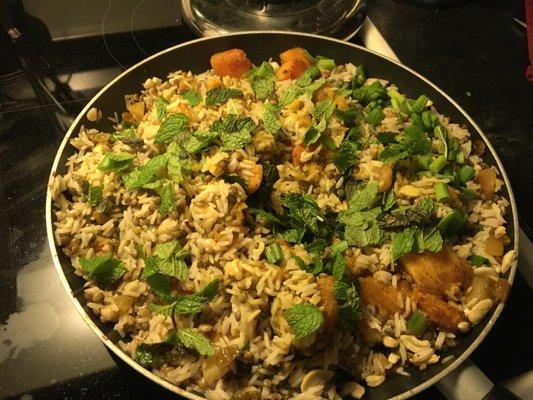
left=46, top=32, right=519, bottom=400
left=179, top=0, right=366, bottom=39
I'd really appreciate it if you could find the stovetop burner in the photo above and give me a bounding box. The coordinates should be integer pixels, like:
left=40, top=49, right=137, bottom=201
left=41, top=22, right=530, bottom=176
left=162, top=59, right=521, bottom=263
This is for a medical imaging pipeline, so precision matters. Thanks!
left=179, top=0, right=366, bottom=39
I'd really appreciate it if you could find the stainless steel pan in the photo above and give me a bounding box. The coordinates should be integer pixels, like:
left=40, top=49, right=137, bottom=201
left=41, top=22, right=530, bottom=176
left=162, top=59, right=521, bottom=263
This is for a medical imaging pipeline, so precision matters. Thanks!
left=45, top=31, right=520, bottom=400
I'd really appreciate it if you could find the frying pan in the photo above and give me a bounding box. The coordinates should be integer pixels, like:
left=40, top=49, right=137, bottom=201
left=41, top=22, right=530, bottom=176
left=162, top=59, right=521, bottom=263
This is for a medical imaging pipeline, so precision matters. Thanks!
left=45, top=32, right=520, bottom=400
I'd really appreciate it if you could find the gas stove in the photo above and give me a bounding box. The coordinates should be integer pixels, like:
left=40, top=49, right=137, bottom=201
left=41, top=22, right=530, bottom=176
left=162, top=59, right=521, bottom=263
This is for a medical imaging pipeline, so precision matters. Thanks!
left=0, top=1, right=531, bottom=399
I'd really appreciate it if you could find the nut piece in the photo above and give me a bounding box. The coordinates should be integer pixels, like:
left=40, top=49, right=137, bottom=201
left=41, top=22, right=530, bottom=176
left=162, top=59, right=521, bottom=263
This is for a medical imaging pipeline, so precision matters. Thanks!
left=465, top=298, right=493, bottom=325
left=86, top=107, right=101, bottom=122
left=300, top=369, right=334, bottom=392
left=342, top=381, right=366, bottom=399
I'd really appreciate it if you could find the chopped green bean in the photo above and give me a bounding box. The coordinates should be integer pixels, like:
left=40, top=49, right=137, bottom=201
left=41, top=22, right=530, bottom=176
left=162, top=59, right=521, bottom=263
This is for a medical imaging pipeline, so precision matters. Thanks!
left=448, top=137, right=460, bottom=152
left=447, top=149, right=457, bottom=162
left=429, top=155, right=447, bottom=174
left=457, top=165, right=475, bottom=183
left=455, top=151, right=466, bottom=164
left=265, top=243, right=282, bottom=265
left=435, top=182, right=451, bottom=202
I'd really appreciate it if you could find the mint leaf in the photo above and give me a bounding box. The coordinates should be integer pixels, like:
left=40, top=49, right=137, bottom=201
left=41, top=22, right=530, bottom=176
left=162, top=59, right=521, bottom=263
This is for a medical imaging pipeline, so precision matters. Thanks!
left=79, top=254, right=125, bottom=287
left=333, top=141, right=359, bottom=174
left=182, top=89, right=201, bottom=107
left=378, top=145, right=409, bottom=163
left=155, top=97, right=169, bottom=121
left=420, top=226, right=443, bottom=252
left=331, top=253, right=346, bottom=280
left=247, top=62, right=276, bottom=100
left=347, top=181, right=379, bottom=211
left=175, top=328, right=215, bottom=356
left=333, top=281, right=361, bottom=329
left=262, top=105, right=282, bottom=135
left=280, top=84, right=304, bottom=106
left=87, top=185, right=103, bottom=207
left=159, top=183, right=174, bottom=217
left=280, top=193, right=321, bottom=235
left=391, top=225, right=418, bottom=260
left=166, top=142, right=191, bottom=184
left=292, top=254, right=323, bottom=276
left=97, top=152, right=134, bottom=173
left=123, top=154, right=168, bottom=190
left=110, top=126, right=136, bottom=143
left=313, top=99, right=336, bottom=122
left=345, top=220, right=383, bottom=247
left=365, top=106, right=384, bottom=126
left=155, top=114, right=188, bottom=144
left=149, top=241, right=189, bottom=282
left=382, top=189, right=396, bottom=212
left=221, top=129, right=252, bottom=151
left=145, top=271, right=172, bottom=302
left=149, top=302, right=177, bottom=317
left=284, top=303, right=324, bottom=339
left=183, top=130, right=218, bottom=154
left=174, top=279, right=219, bottom=315
left=305, top=239, right=328, bottom=254
left=211, top=114, right=256, bottom=151
left=135, top=343, right=167, bottom=368
left=205, top=87, right=243, bottom=106
left=296, top=65, right=321, bottom=87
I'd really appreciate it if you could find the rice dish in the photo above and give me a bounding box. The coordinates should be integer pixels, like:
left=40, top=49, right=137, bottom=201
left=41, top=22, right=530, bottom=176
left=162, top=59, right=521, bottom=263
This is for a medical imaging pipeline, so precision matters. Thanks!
left=50, top=47, right=516, bottom=399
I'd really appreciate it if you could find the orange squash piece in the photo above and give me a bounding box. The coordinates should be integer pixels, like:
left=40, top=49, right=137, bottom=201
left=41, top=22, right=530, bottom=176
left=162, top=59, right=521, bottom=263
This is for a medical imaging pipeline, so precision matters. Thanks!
left=210, top=48, right=252, bottom=78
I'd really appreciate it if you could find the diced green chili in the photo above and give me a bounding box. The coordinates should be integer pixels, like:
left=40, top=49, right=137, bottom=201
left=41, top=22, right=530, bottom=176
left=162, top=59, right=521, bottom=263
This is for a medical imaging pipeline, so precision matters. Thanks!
left=457, top=165, right=475, bottom=183
left=407, top=309, right=428, bottom=337
left=469, top=254, right=490, bottom=267
left=435, top=182, right=451, bottom=202
left=429, top=155, right=447, bottom=174
left=265, top=243, right=282, bottom=265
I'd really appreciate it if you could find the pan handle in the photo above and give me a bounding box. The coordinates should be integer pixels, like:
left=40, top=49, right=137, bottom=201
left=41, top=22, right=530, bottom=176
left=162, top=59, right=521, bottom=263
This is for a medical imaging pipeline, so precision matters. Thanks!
left=436, top=359, right=521, bottom=400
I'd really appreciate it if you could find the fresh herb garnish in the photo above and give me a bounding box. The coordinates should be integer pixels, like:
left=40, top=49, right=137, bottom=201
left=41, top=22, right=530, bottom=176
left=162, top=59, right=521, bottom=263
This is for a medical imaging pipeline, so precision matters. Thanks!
left=182, top=130, right=218, bottom=154
left=158, top=183, right=175, bottom=217
left=174, top=279, right=220, bottom=315
left=333, top=281, right=362, bottom=329
left=166, top=142, right=192, bottom=185
left=262, top=104, right=282, bottom=136
left=175, top=328, right=215, bottom=356
left=211, top=114, right=256, bottom=151
left=155, top=97, right=169, bottom=121
left=79, top=254, right=125, bottom=287
left=222, top=173, right=248, bottom=192
left=87, top=185, right=103, bottom=207
left=284, top=303, right=324, bottom=339
left=378, top=123, right=431, bottom=163
left=205, top=87, right=243, bottom=106
left=155, top=113, right=189, bottom=144
left=247, top=62, right=276, bottom=100
left=97, top=152, right=135, bottom=173
left=182, top=89, right=201, bottom=107
left=123, top=154, right=168, bottom=190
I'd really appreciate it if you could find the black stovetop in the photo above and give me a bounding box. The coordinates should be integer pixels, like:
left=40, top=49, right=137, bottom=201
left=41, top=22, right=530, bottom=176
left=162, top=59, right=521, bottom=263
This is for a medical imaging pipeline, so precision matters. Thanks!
left=0, top=1, right=532, bottom=399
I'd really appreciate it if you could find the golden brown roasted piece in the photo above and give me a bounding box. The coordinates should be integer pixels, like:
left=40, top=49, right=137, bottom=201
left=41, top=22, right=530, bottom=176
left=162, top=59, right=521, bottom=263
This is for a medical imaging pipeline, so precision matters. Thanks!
left=210, top=49, right=252, bottom=78
left=359, top=276, right=404, bottom=317
left=316, top=275, right=338, bottom=331
left=411, top=290, right=466, bottom=332
left=276, top=47, right=313, bottom=80
left=399, top=245, right=473, bottom=298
